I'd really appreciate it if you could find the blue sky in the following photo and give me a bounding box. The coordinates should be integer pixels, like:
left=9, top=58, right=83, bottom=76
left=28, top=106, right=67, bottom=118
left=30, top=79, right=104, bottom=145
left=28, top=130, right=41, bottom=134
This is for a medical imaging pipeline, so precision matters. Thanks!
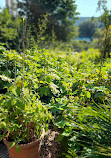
left=76, top=0, right=111, bottom=17
left=0, top=0, right=111, bottom=17
left=0, top=0, right=5, bottom=8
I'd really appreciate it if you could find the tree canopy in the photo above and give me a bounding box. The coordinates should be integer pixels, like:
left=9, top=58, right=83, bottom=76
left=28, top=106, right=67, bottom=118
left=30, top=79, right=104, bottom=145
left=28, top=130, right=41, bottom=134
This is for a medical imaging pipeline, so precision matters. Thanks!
left=17, top=0, right=79, bottom=41
left=0, top=9, right=21, bottom=49
left=97, top=0, right=111, bottom=57
left=79, top=19, right=98, bottom=39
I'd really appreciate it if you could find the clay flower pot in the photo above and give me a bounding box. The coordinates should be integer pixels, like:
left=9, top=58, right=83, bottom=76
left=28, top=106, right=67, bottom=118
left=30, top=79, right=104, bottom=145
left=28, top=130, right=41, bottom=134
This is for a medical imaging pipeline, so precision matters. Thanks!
left=3, top=130, right=45, bottom=158
left=4, top=138, right=41, bottom=158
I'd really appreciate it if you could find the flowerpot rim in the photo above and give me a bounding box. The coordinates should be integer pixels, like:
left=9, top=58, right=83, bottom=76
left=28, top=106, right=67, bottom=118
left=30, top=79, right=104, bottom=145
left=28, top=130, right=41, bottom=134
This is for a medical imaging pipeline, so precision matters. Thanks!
left=3, top=138, right=41, bottom=149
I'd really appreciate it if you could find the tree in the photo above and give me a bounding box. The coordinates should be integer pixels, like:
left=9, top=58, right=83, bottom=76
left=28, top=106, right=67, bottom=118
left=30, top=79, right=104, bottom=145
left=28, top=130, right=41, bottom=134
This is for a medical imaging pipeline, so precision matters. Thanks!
left=79, top=19, right=98, bottom=39
left=0, top=8, right=22, bottom=50
left=97, top=0, right=111, bottom=58
left=17, top=0, right=78, bottom=41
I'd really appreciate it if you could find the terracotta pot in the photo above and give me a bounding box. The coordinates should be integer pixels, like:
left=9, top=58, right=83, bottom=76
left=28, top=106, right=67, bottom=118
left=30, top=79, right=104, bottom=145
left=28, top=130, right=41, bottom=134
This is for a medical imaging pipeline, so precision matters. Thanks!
left=3, top=130, right=45, bottom=158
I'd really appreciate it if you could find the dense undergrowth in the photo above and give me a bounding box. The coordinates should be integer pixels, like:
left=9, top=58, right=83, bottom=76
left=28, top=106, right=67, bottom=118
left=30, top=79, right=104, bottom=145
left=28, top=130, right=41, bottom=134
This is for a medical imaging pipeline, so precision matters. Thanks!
left=0, top=45, right=111, bottom=157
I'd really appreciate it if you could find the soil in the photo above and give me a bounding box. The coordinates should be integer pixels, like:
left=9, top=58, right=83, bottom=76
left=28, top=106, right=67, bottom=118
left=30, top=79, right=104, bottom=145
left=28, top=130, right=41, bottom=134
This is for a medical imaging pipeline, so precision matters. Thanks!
left=40, top=130, right=61, bottom=158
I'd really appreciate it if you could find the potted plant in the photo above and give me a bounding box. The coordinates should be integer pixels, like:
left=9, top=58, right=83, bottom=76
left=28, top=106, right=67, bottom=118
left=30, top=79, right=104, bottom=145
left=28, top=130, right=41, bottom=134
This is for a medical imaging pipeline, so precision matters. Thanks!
left=0, top=76, right=51, bottom=158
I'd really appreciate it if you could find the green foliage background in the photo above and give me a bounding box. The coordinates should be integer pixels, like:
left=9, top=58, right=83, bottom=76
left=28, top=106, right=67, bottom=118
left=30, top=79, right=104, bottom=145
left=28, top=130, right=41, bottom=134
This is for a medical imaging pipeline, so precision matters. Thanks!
left=0, top=43, right=111, bottom=156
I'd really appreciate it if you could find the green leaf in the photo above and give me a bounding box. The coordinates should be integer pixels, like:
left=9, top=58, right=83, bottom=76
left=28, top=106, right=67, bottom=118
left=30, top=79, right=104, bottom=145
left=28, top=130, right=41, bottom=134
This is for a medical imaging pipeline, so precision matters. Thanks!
left=62, top=131, right=70, bottom=137
left=86, top=91, right=91, bottom=98
left=56, top=134, right=64, bottom=142
left=16, top=145, right=20, bottom=153
left=55, top=120, right=66, bottom=128
left=2, top=122, right=6, bottom=127
left=16, top=87, right=21, bottom=96
left=9, top=142, right=15, bottom=149
left=10, top=86, right=17, bottom=96
left=46, top=76, right=52, bottom=83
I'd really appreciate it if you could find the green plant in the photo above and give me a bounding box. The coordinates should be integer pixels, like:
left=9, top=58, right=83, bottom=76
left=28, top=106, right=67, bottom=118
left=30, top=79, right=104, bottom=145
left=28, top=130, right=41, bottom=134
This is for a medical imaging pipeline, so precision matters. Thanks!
left=0, top=45, right=52, bottom=148
left=74, top=100, right=111, bottom=157
left=0, top=80, right=51, bottom=146
left=51, top=93, right=111, bottom=157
